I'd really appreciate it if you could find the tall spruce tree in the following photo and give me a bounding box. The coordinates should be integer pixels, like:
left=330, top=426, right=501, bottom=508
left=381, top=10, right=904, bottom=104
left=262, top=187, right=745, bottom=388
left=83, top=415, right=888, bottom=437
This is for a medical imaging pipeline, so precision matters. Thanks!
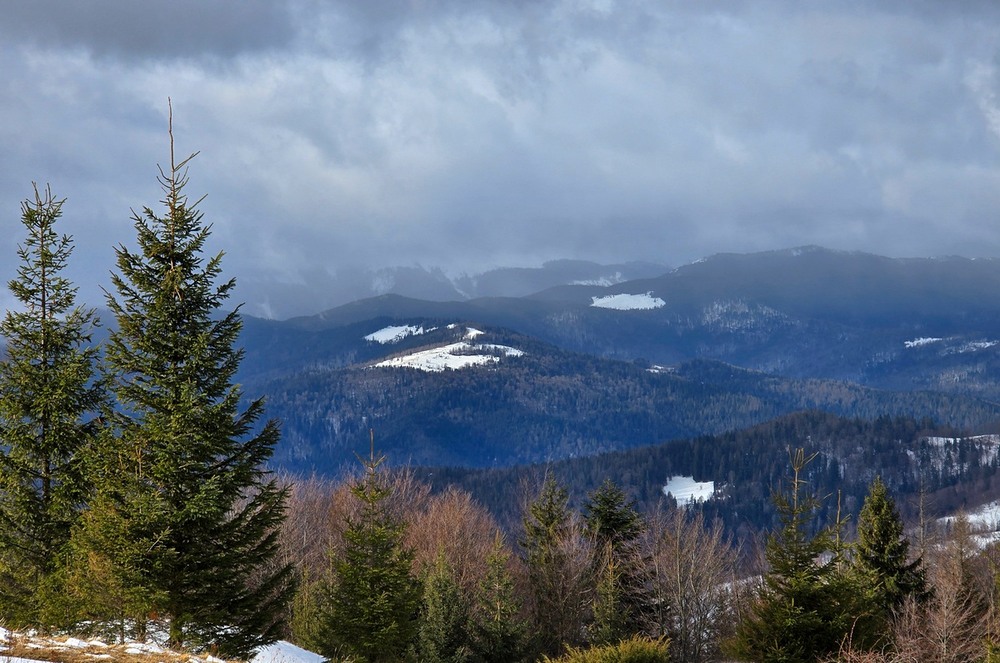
left=0, top=185, right=102, bottom=627
left=74, top=116, right=293, bottom=656
left=315, top=446, right=421, bottom=662
left=471, top=533, right=527, bottom=663
left=418, top=551, right=474, bottom=663
left=521, top=477, right=593, bottom=656
left=851, top=476, right=929, bottom=650
left=583, top=479, right=648, bottom=643
left=727, top=449, right=865, bottom=662
left=852, top=476, right=928, bottom=617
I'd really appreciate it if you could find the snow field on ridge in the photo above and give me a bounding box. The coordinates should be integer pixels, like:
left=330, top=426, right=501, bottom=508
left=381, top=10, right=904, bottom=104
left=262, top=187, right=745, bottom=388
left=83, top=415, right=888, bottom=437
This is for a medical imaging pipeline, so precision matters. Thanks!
left=590, top=292, right=665, bottom=310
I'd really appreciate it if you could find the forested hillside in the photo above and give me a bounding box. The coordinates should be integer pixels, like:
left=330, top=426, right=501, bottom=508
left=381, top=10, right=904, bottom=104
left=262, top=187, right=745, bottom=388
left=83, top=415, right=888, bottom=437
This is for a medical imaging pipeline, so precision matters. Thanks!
left=249, top=325, right=1000, bottom=471
left=424, top=411, right=1000, bottom=538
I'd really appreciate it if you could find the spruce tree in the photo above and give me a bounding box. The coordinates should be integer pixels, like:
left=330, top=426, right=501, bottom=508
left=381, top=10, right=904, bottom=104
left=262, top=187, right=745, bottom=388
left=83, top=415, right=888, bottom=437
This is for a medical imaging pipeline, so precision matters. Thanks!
left=418, top=551, right=473, bottom=663
left=315, top=447, right=421, bottom=662
left=727, top=449, right=864, bottom=662
left=584, top=480, right=644, bottom=551
left=73, top=118, right=293, bottom=656
left=590, top=550, right=632, bottom=646
left=521, top=477, right=593, bottom=656
left=471, top=533, right=527, bottom=663
left=583, top=479, right=648, bottom=643
left=0, top=185, right=102, bottom=627
left=852, top=476, right=929, bottom=617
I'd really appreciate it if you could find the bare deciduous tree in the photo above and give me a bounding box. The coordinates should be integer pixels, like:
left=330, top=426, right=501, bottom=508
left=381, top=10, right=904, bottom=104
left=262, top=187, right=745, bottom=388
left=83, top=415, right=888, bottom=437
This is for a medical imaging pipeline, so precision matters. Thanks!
left=647, top=505, right=737, bottom=663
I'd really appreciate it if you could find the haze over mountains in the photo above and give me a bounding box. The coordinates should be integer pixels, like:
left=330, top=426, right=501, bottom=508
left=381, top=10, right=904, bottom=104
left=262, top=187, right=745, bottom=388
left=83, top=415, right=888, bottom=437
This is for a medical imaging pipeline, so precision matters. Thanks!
left=231, top=246, right=1000, bottom=474
left=239, top=259, right=670, bottom=320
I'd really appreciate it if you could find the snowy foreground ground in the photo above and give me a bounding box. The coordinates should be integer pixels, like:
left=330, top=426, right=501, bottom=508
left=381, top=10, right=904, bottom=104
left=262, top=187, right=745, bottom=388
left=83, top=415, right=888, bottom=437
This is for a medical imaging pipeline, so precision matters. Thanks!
left=0, top=627, right=324, bottom=663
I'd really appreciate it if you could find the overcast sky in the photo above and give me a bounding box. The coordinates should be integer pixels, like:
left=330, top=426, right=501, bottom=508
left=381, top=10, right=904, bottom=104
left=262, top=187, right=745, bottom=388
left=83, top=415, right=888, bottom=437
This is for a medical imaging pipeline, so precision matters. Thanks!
left=3, top=0, right=1000, bottom=316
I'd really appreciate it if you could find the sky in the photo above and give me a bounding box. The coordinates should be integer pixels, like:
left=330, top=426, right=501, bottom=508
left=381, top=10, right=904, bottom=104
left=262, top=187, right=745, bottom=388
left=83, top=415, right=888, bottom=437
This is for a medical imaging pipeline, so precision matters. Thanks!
left=3, top=0, right=1000, bottom=317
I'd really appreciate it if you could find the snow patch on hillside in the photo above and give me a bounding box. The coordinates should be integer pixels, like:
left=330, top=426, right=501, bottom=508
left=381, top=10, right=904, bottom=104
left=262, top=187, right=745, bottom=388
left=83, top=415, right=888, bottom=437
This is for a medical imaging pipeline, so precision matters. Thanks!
left=590, top=292, right=665, bottom=310
left=904, top=337, right=942, bottom=348
left=373, top=341, right=524, bottom=372
left=952, top=340, right=999, bottom=353
left=364, top=324, right=434, bottom=344
left=939, top=500, right=1000, bottom=548
left=663, top=476, right=714, bottom=505
left=910, top=435, right=1000, bottom=475
left=571, top=272, right=624, bottom=287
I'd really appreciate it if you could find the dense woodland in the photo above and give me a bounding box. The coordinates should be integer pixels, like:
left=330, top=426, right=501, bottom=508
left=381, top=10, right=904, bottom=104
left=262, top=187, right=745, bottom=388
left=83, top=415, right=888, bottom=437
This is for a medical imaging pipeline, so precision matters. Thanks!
left=9, top=137, right=1000, bottom=663
left=255, top=346, right=1000, bottom=472
left=425, top=411, right=1000, bottom=539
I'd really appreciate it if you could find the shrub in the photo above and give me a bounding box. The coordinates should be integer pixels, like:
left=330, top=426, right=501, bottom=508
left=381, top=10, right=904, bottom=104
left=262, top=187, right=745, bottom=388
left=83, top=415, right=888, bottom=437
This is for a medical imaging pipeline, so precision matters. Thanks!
left=542, top=635, right=669, bottom=663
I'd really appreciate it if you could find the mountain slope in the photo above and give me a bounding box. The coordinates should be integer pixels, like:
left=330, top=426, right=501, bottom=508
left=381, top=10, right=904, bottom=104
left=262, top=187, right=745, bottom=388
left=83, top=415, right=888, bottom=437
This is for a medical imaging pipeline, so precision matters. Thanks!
left=424, top=411, right=1000, bottom=537
left=261, top=247, right=1000, bottom=400
left=246, top=322, right=1000, bottom=473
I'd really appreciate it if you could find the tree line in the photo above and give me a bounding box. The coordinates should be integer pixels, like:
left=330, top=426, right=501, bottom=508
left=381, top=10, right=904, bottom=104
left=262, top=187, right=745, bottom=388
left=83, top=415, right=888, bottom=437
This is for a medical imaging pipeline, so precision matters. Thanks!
left=0, top=120, right=291, bottom=658
left=7, top=127, right=1000, bottom=662
left=276, top=442, right=1000, bottom=662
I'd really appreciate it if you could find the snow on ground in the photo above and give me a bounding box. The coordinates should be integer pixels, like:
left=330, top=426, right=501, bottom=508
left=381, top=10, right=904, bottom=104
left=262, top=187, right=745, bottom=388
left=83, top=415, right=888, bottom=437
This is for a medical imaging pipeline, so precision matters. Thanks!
left=571, top=272, right=623, bottom=287
left=939, top=500, right=1000, bottom=548
left=364, top=324, right=433, bottom=344
left=251, top=641, right=325, bottom=663
left=954, top=340, right=999, bottom=353
left=590, top=292, right=665, bottom=310
left=373, top=341, right=523, bottom=372
left=904, top=337, right=942, bottom=348
left=663, top=476, right=715, bottom=505
left=0, top=626, right=322, bottom=663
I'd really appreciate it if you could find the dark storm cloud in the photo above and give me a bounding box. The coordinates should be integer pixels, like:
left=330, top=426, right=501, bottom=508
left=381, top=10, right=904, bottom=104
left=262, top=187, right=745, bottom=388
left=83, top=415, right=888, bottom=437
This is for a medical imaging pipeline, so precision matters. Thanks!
left=3, top=0, right=1000, bottom=317
left=0, top=0, right=297, bottom=59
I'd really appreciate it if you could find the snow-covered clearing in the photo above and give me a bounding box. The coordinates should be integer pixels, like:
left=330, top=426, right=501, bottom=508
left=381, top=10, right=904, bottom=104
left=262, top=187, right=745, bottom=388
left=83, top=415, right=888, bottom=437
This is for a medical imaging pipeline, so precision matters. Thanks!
left=369, top=326, right=521, bottom=372
left=590, top=292, right=665, bottom=310
left=663, top=476, right=715, bottom=505
left=364, top=324, right=433, bottom=344
left=0, top=627, right=322, bottom=663
left=373, top=341, right=523, bottom=372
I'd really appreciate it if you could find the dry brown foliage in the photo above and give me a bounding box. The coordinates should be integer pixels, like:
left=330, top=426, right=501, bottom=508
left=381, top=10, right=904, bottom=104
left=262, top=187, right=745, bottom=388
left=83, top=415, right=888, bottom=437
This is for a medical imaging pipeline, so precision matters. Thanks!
left=405, top=486, right=505, bottom=593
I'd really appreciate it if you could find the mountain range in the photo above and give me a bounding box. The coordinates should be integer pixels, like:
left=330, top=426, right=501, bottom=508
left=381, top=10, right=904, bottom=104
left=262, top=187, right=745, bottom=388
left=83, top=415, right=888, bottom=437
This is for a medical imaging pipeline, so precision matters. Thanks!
left=231, top=246, right=1000, bottom=474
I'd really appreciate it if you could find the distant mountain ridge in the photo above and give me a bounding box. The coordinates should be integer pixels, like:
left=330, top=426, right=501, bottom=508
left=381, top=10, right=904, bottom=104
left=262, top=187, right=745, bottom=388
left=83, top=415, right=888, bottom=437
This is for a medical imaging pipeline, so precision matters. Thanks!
left=237, top=259, right=669, bottom=320
left=257, top=247, right=1000, bottom=396
left=224, top=246, right=1000, bottom=471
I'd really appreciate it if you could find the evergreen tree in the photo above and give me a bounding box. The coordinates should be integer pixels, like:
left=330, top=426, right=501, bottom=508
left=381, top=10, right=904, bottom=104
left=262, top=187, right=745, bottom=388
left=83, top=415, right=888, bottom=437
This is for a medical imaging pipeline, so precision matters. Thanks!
left=418, top=551, right=473, bottom=663
left=471, top=533, right=527, bottom=663
left=584, top=480, right=644, bottom=552
left=72, top=118, right=293, bottom=656
left=589, top=549, right=632, bottom=646
left=315, top=447, right=421, bottom=662
left=521, top=476, right=593, bottom=656
left=852, top=476, right=929, bottom=635
left=0, top=185, right=102, bottom=627
left=583, top=480, right=647, bottom=643
left=727, top=449, right=864, bottom=662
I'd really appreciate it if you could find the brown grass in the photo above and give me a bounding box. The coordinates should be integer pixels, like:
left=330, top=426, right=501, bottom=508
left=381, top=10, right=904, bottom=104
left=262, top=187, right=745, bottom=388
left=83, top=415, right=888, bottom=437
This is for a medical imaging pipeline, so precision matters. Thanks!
left=0, top=631, right=245, bottom=663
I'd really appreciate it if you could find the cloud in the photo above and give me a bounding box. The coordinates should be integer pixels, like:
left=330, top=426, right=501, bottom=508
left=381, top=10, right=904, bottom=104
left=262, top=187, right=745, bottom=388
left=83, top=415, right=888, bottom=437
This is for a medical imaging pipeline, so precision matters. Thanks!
left=0, top=0, right=296, bottom=60
left=2, top=1, right=1000, bottom=317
